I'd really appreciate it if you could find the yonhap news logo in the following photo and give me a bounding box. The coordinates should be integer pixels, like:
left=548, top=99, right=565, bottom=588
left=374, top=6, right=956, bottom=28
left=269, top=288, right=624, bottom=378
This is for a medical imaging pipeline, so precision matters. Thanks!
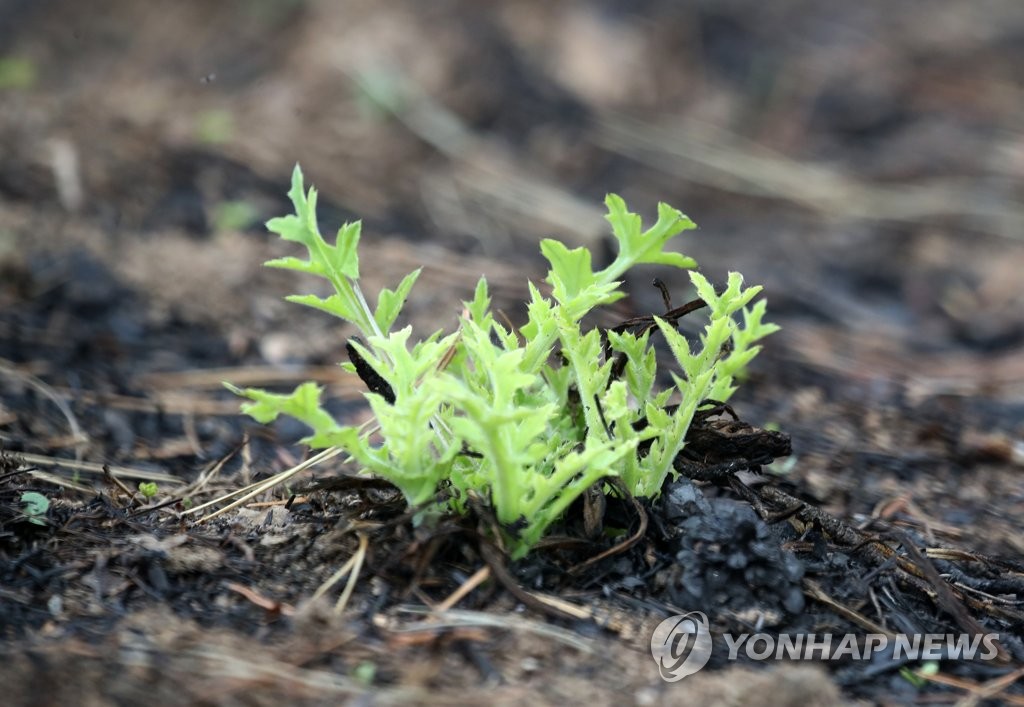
left=650, top=612, right=1001, bottom=682
left=649, top=611, right=713, bottom=681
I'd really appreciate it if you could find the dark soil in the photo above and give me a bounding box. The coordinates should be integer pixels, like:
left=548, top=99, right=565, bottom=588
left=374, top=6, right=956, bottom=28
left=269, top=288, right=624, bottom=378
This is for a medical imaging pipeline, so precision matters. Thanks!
left=2, top=2, right=1024, bottom=705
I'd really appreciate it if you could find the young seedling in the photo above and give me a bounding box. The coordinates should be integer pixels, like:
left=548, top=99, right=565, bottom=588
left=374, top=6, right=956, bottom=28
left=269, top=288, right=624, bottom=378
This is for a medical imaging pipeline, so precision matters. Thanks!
left=230, top=166, right=779, bottom=557
left=20, top=491, right=49, bottom=525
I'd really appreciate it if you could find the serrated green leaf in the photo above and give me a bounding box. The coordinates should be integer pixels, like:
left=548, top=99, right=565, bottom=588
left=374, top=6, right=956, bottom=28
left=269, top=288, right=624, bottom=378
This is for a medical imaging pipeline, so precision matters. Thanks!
left=540, top=239, right=595, bottom=301
left=465, top=276, right=491, bottom=325
left=263, top=255, right=322, bottom=275
left=229, top=381, right=344, bottom=447
left=654, top=316, right=699, bottom=378
left=334, top=222, right=361, bottom=280
left=690, top=271, right=719, bottom=310
left=375, top=268, right=421, bottom=332
left=604, top=194, right=642, bottom=242
left=262, top=165, right=378, bottom=338
left=285, top=293, right=360, bottom=321
left=723, top=346, right=760, bottom=374
left=266, top=214, right=307, bottom=243
left=740, top=300, right=781, bottom=341
left=600, top=194, right=697, bottom=282
left=608, top=329, right=657, bottom=403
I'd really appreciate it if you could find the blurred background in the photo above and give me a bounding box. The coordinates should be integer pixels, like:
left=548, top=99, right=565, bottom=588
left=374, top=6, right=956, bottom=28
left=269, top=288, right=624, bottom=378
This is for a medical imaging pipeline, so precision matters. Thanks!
left=1, top=0, right=1023, bottom=549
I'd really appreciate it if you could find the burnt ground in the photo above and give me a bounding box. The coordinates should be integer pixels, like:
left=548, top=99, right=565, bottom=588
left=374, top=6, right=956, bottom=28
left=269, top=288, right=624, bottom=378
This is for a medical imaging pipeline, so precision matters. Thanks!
left=2, top=1, right=1024, bottom=704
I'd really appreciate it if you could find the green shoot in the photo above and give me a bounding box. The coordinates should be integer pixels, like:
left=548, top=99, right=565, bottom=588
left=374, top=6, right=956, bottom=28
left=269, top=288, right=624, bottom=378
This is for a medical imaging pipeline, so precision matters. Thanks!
left=20, top=491, right=49, bottom=525
left=231, top=165, right=779, bottom=557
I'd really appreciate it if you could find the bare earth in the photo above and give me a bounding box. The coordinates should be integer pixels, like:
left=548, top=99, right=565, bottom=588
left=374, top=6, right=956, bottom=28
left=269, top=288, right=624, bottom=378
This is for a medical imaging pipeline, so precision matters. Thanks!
left=2, top=2, right=1023, bottom=704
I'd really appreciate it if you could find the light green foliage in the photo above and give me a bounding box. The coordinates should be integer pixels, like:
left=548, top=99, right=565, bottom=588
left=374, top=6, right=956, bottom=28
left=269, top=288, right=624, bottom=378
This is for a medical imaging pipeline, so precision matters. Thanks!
left=352, top=660, right=377, bottom=686
left=196, top=109, right=234, bottom=144
left=0, top=57, right=37, bottom=90
left=231, top=165, right=778, bottom=557
left=20, top=491, right=49, bottom=525
left=138, top=482, right=159, bottom=499
left=213, top=200, right=261, bottom=232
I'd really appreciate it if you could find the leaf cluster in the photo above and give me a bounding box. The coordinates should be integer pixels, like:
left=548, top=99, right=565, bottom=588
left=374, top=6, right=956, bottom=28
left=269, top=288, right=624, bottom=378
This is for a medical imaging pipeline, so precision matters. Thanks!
left=231, top=166, right=779, bottom=557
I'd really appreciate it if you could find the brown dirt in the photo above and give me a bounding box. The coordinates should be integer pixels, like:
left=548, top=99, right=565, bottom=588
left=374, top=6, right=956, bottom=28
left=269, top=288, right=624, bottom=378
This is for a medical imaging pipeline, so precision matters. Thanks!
left=2, top=1, right=1023, bottom=705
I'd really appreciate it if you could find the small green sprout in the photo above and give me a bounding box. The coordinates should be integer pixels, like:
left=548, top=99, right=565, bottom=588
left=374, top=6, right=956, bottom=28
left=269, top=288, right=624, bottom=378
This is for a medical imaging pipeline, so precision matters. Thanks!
left=899, top=661, right=939, bottom=688
left=20, top=491, right=49, bottom=525
left=213, top=200, right=261, bottom=232
left=196, top=109, right=234, bottom=144
left=352, top=661, right=377, bottom=685
left=231, top=165, right=779, bottom=557
left=138, top=482, right=159, bottom=499
left=0, top=57, right=37, bottom=90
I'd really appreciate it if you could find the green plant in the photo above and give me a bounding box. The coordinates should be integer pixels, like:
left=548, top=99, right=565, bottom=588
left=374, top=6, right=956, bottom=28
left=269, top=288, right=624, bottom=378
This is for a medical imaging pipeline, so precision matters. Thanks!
left=213, top=200, right=261, bottom=233
left=138, top=482, right=159, bottom=499
left=900, top=661, right=938, bottom=688
left=0, top=57, right=37, bottom=90
left=230, top=166, right=778, bottom=557
left=196, top=109, right=234, bottom=144
left=20, top=491, right=49, bottom=525
left=352, top=661, right=377, bottom=686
